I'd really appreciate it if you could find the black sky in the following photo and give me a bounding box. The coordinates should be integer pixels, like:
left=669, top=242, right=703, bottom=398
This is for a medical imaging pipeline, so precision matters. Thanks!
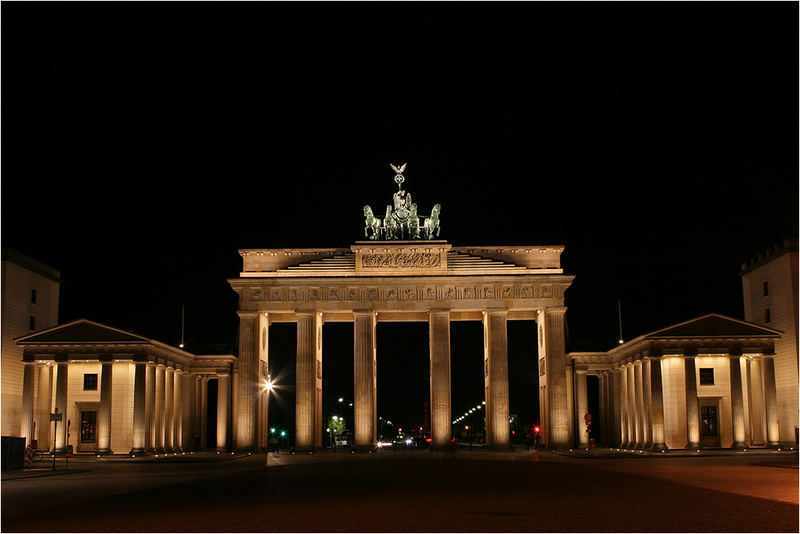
left=3, top=2, right=797, bottom=434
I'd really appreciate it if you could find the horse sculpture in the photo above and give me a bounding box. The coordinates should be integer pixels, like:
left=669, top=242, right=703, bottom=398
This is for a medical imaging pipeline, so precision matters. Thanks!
left=423, top=203, right=441, bottom=239
left=363, top=205, right=381, bottom=240
left=408, top=203, right=420, bottom=239
left=384, top=205, right=398, bottom=239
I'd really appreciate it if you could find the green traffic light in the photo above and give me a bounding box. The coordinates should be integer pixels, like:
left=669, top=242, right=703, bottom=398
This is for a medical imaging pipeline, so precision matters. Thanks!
left=280, top=431, right=286, bottom=437
left=270, top=428, right=276, bottom=434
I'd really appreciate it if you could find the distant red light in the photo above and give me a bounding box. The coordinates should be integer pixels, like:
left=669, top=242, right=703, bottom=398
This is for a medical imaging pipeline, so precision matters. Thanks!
left=425, top=438, right=432, bottom=443
left=534, top=426, right=541, bottom=434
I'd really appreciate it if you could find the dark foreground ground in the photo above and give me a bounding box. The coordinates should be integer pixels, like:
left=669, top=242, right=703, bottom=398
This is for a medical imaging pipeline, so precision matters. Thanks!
left=2, top=448, right=797, bottom=532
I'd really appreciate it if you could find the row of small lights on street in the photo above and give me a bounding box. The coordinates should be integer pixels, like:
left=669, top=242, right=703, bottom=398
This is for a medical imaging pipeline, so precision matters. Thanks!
left=453, top=401, right=485, bottom=425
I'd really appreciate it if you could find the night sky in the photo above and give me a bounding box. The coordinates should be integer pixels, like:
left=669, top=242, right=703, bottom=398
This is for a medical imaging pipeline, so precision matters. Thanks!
left=3, top=3, right=797, bottom=438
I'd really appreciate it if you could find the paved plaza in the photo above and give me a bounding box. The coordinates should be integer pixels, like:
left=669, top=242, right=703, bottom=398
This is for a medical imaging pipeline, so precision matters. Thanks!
left=2, top=448, right=797, bottom=532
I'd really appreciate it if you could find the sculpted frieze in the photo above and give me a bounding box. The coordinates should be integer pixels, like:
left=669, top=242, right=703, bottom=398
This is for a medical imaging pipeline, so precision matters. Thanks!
left=361, top=252, right=442, bottom=269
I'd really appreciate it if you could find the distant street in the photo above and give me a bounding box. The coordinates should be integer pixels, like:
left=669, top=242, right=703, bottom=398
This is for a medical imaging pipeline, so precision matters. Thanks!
left=2, top=449, right=797, bottom=532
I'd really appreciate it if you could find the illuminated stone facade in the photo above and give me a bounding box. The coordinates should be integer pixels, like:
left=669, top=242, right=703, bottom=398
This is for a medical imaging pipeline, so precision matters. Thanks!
left=569, top=314, right=782, bottom=450
left=1, top=249, right=60, bottom=438
left=741, top=239, right=798, bottom=447
left=15, top=320, right=234, bottom=453
left=229, top=241, right=575, bottom=451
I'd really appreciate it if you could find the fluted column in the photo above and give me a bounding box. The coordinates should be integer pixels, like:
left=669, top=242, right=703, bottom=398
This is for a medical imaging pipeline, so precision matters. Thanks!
left=643, top=359, right=653, bottom=449
left=54, top=362, right=68, bottom=451
left=746, top=358, right=766, bottom=446
left=484, top=309, right=511, bottom=449
left=729, top=354, right=747, bottom=448
left=97, top=360, right=113, bottom=454
left=296, top=312, right=323, bottom=452
left=539, top=307, right=569, bottom=448
left=354, top=311, right=377, bottom=450
left=181, top=372, right=194, bottom=451
left=164, top=367, right=174, bottom=452
left=684, top=356, right=700, bottom=449
left=36, top=365, right=53, bottom=450
left=616, top=368, right=627, bottom=447
left=193, top=376, right=202, bottom=449
left=200, top=377, right=208, bottom=449
left=130, top=362, right=147, bottom=454
left=235, top=312, right=259, bottom=451
left=217, top=374, right=231, bottom=451
left=575, top=369, right=589, bottom=447
left=762, top=356, right=780, bottom=447
left=633, top=360, right=644, bottom=449
left=429, top=309, right=452, bottom=450
left=626, top=363, right=636, bottom=448
left=174, top=370, right=183, bottom=451
left=155, top=364, right=166, bottom=451
left=145, top=362, right=155, bottom=452
left=257, top=313, right=270, bottom=451
left=21, top=362, right=36, bottom=447
left=649, top=357, right=667, bottom=450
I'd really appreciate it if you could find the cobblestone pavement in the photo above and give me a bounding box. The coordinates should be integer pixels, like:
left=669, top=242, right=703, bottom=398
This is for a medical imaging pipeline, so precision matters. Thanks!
left=2, top=449, right=797, bottom=532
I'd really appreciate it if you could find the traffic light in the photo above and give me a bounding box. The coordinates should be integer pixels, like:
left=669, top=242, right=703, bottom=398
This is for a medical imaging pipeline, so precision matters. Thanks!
left=533, top=426, right=541, bottom=434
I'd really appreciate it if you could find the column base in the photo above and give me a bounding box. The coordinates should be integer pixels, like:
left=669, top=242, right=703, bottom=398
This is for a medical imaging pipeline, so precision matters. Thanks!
left=96, top=449, right=114, bottom=455
left=650, top=443, right=668, bottom=451
left=766, top=442, right=782, bottom=449
left=731, top=441, right=748, bottom=449
left=129, top=448, right=146, bottom=455
left=686, top=442, right=700, bottom=450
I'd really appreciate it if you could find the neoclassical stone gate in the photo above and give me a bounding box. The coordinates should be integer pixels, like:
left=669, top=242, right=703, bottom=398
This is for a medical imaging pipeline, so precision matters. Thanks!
left=228, top=241, right=574, bottom=451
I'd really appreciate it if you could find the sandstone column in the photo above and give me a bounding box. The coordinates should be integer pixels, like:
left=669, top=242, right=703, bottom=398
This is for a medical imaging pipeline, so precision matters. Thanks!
left=174, top=370, right=183, bottom=451
left=746, top=358, right=766, bottom=446
left=21, top=362, right=36, bottom=447
left=296, top=312, right=323, bottom=452
left=155, top=364, right=166, bottom=452
left=217, top=373, right=231, bottom=451
left=145, top=362, right=155, bottom=452
left=165, top=367, right=174, bottom=452
left=616, top=368, right=626, bottom=447
left=649, top=357, right=667, bottom=450
left=36, top=364, right=53, bottom=450
left=54, top=362, right=68, bottom=451
left=429, top=309, right=452, bottom=450
left=182, top=372, right=194, bottom=451
left=484, top=309, right=510, bottom=449
left=353, top=311, right=377, bottom=450
left=633, top=360, right=644, bottom=449
left=235, top=312, right=259, bottom=451
left=131, top=361, right=147, bottom=454
left=194, top=376, right=202, bottom=449
left=684, top=356, right=700, bottom=449
left=575, top=369, right=589, bottom=447
left=626, top=363, right=636, bottom=448
left=97, top=360, right=113, bottom=454
left=729, top=354, right=747, bottom=448
left=539, top=307, right=569, bottom=448
left=762, top=356, right=780, bottom=447
left=201, top=377, right=208, bottom=449
left=643, top=359, right=653, bottom=449
left=257, top=313, right=271, bottom=451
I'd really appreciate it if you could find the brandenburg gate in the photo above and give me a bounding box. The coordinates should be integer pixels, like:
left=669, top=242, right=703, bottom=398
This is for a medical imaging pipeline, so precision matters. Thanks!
left=228, top=165, right=575, bottom=451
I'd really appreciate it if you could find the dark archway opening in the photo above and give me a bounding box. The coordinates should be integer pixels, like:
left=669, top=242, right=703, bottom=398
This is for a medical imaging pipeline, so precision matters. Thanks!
left=267, top=322, right=297, bottom=449
left=376, top=322, right=429, bottom=445
left=322, top=322, right=354, bottom=448
left=508, top=320, right=539, bottom=445
left=451, top=321, right=485, bottom=445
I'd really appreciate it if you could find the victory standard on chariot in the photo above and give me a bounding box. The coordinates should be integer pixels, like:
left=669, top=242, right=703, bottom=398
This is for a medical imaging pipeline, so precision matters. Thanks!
left=364, top=163, right=441, bottom=240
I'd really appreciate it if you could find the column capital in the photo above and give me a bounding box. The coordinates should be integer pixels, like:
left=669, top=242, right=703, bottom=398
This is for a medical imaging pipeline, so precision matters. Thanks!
left=237, top=311, right=260, bottom=319
left=428, top=308, right=451, bottom=316
left=353, top=309, right=377, bottom=316
left=482, top=307, right=509, bottom=316
left=542, top=306, right=567, bottom=315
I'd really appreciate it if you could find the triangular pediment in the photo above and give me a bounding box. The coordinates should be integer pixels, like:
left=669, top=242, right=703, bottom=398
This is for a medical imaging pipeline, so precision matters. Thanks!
left=15, top=319, right=150, bottom=344
left=647, top=313, right=782, bottom=339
